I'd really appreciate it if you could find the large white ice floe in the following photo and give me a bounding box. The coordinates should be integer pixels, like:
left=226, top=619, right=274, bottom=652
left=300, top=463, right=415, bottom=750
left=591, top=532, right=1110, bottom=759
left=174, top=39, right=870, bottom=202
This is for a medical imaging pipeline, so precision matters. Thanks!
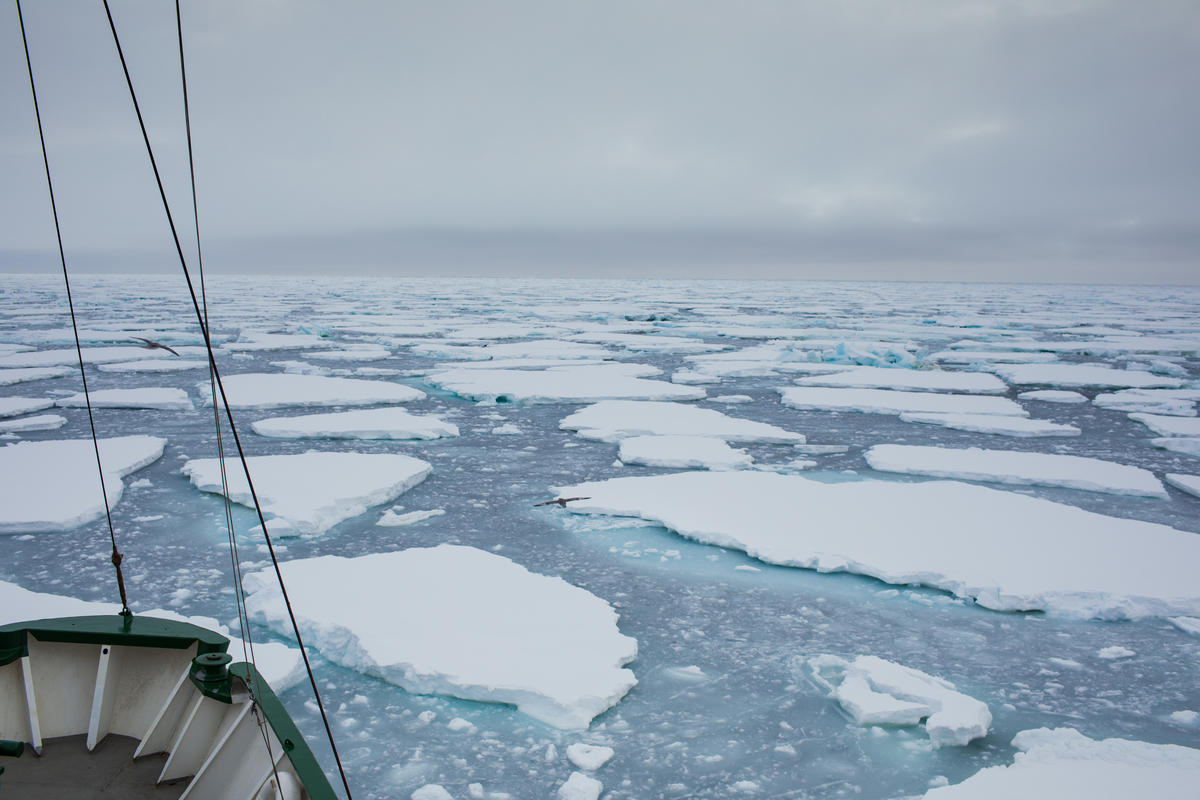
left=794, top=366, right=1007, bottom=394
left=1095, top=389, right=1199, bottom=416
left=566, top=331, right=729, bottom=354
left=807, top=655, right=991, bottom=746
left=864, top=444, right=1167, bottom=498
left=560, top=400, right=805, bottom=443
left=182, top=451, right=432, bottom=535
left=779, top=387, right=1026, bottom=417
left=414, top=340, right=614, bottom=362
left=427, top=364, right=705, bottom=404
left=1154, top=438, right=1200, bottom=457
left=898, top=412, right=1080, bottom=437
left=618, top=435, right=753, bottom=470
left=990, top=363, right=1184, bottom=389
left=930, top=350, right=1058, bottom=364
left=917, top=727, right=1200, bottom=799
left=551, top=471, right=1200, bottom=618
left=0, top=436, right=165, bottom=532
left=0, top=414, right=67, bottom=433
left=0, top=580, right=305, bottom=692
left=197, top=372, right=424, bottom=408
left=221, top=330, right=338, bottom=352
left=242, top=545, right=638, bottom=729
left=0, top=366, right=72, bottom=385
left=97, top=359, right=209, bottom=373
left=56, top=387, right=195, bottom=411
left=251, top=407, right=459, bottom=440
left=0, top=397, right=55, bottom=418
left=1128, top=413, right=1200, bottom=437
left=0, top=346, right=203, bottom=368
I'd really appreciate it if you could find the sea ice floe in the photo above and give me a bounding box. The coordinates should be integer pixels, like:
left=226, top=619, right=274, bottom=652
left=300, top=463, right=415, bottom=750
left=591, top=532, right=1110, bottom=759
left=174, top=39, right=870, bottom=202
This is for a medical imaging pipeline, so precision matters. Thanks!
left=930, top=350, right=1058, bottom=364
left=428, top=364, right=705, bottom=404
left=0, top=414, right=67, bottom=433
left=197, top=372, right=425, bottom=408
left=56, top=387, right=195, bottom=411
left=0, top=581, right=304, bottom=691
left=1152, top=438, right=1200, bottom=457
left=561, top=400, right=805, bottom=443
left=864, top=444, right=1166, bottom=498
left=1018, top=390, right=1089, bottom=404
left=0, top=436, right=165, bottom=532
left=779, top=387, right=1026, bottom=417
left=794, top=366, right=1007, bottom=394
left=301, top=344, right=392, bottom=361
left=242, top=544, right=638, bottom=729
left=917, top=727, right=1200, bottom=799
left=1128, top=413, right=1200, bottom=437
left=566, top=332, right=729, bottom=354
left=990, top=364, right=1184, bottom=389
left=557, top=771, right=603, bottom=800
left=551, top=471, right=1200, bottom=618
left=97, top=359, right=209, bottom=373
left=0, top=346, right=202, bottom=368
left=251, top=407, right=458, bottom=440
left=221, top=331, right=338, bottom=351
left=182, top=451, right=432, bottom=535
left=0, top=366, right=73, bottom=385
left=1165, top=474, right=1200, bottom=499
left=1095, top=389, right=1199, bottom=416
left=807, top=655, right=991, bottom=746
left=0, top=397, right=55, bottom=418
left=376, top=508, right=446, bottom=527
left=618, top=435, right=753, bottom=470
left=899, top=412, right=1080, bottom=437
left=415, top=340, right=613, bottom=362
left=566, top=743, right=615, bottom=771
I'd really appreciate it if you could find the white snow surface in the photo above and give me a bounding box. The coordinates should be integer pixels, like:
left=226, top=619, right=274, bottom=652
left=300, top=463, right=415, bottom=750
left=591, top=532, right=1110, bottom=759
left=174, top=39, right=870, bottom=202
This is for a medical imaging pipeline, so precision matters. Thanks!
left=0, top=580, right=305, bottom=691
left=552, top=471, right=1200, bottom=618
left=560, top=400, right=804, bottom=443
left=919, top=727, right=1200, bottom=799
left=251, top=407, right=459, bottom=440
left=56, top=387, right=194, bottom=411
left=808, top=654, right=991, bottom=746
left=557, top=771, right=603, bottom=800
left=182, top=451, right=431, bottom=535
left=428, top=364, right=706, bottom=403
left=1165, top=474, right=1200, bottom=498
left=899, top=412, right=1080, bottom=437
left=864, top=444, right=1166, bottom=498
left=242, top=545, right=638, bottom=729
left=1128, top=413, right=1200, bottom=437
left=991, top=363, right=1184, bottom=388
left=0, top=436, right=165, bottom=532
left=795, top=366, right=1008, bottom=394
left=1153, top=438, right=1200, bottom=457
left=618, top=435, right=753, bottom=470
left=1095, top=389, right=1198, bottom=416
left=0, top=366, right=73, bottom=385
left=198, top=372, right=424, bottom=408
left=566, top=743, right=615, bottom=771
left=0, top=397, right=54, bottom=418
left=779, top=387, right=1027, bottom=417
left=1017, top=390, right=1089, bottom=404
left=0, top=413, right=67, bottom=432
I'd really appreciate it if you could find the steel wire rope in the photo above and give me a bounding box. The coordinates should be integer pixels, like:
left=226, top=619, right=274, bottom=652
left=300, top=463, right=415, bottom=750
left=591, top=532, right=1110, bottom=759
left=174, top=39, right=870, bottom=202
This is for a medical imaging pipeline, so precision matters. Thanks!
left=16, top=0, right=131, bottom=617
left=98, top=2, right=353, bottom=795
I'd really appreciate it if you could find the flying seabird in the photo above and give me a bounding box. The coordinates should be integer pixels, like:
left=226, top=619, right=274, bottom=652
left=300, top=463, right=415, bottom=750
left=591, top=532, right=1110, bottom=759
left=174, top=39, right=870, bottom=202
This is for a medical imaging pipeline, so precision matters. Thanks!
left=533, top=496, right=591, bottom=508
left=131, top=336, right=181, bottom=356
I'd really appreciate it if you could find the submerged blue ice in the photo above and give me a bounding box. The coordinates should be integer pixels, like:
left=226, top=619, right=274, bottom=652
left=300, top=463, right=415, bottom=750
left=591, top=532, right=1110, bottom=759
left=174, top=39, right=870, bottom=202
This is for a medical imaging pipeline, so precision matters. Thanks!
left=2, top=275, right=1199, bottom=799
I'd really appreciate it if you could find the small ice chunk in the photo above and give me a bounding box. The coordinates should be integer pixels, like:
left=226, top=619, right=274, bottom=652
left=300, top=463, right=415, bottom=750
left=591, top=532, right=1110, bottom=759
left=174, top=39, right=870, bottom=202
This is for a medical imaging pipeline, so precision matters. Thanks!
left=377, top=508, right=446, bottom=527
left=412, top=784, right=455, bottom=800
left=566, top=743, right=615, bottom=771
left=864, top=444, right=1167, bottom=498
left=557, top=772, right=602, bottom=800
left=491, top=423, right=522, bottom=435
left=1097, top=646, right=1135, bottom=659
left=710, top=394, right=754, bottom=404
left=1018, top=390, right=1089, bottom=403
left=618, top=435, right=753, bottom=470
left=1170, top=710, right=1198, bottom=725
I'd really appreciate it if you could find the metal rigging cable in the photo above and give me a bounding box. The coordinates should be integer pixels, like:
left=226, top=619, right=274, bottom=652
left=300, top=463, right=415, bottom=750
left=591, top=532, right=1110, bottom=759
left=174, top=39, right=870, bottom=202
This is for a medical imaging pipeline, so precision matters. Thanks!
left=15, top=0, right=131, bottom=618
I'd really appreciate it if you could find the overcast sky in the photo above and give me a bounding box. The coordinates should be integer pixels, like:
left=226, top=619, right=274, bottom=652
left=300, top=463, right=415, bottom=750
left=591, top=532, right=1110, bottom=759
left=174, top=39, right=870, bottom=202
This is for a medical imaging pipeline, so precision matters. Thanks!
left=3, top=0, right=1198, bottom=283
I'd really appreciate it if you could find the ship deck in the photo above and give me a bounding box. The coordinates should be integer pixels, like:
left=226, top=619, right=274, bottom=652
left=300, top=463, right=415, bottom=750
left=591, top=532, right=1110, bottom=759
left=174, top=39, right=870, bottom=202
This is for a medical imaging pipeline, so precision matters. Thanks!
left=1, top=734, right=187, bottom=799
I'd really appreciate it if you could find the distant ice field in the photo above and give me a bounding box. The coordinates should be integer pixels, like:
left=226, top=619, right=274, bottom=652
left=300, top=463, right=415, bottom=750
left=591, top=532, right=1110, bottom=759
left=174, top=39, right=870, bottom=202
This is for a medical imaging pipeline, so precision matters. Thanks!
left=1, top=275, right=1198, bottom=800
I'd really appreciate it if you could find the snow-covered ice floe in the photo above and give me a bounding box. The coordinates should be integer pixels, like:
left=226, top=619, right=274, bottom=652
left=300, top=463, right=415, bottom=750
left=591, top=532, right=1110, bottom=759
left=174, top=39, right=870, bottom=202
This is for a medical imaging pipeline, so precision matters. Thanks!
left=864, top=444, right=1166, bottom=498
left=990, top=363, right=1184, bottom=389
left=0, top=414, right=67, bottom=433
left=56, top=387, right=194, bottom=411
left=794, top=366, right=1007, bottom=394
left=198, top=372, right=424, bottom=408
left=182, top=451, right=431, bottom=535
left=899, top=412, right=1080, bottom=437
left=0, top=436, right=165, bottom=532
left=917, top=727, right=1200, bottom=799
left=618, top=435, right=753, bottom=470
left=251, top=407, right=459, bottom=440
left=551, top=471, right=1200, bottom=618
left=428, top=364, right=705, bottom=404
left=560, top=400, right=804, bottom=443
left=930, top=351, right=1058, bottom=365
left=779, top=387, right=1026, bottom=417
left=1095, top=389, right=1199, bottom=416
left=1017, top=389, right=1089, bottom=404
left=0, top=580, right=305, bottom=691
left=807, top=655, right=991, bottom=746
left=1166, top=474, right=1200, bottom=499
left=0, top=366, right=73, bottom=385
left=1152, top=438, right=1200, bottom=458
left=0, top=397, right=55, bottom=418
left=1128, top=413, right=1200, bottom=437
left=97, top=359, right=209, bottom=373
left=242, top=544, right=638, bottom=729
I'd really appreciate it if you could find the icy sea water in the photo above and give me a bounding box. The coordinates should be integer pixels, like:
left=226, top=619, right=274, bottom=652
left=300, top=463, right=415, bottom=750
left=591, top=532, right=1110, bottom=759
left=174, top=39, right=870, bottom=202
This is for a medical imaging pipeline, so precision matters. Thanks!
left=2, top=275, right=1199, bottom=799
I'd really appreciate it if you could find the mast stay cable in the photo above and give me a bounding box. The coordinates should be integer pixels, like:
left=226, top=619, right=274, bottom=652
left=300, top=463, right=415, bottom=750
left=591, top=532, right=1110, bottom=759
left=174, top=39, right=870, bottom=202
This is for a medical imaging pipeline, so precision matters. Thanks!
left=95, top=2, right=354, bottom=795
left=15, top=0, right=131, bottom=618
